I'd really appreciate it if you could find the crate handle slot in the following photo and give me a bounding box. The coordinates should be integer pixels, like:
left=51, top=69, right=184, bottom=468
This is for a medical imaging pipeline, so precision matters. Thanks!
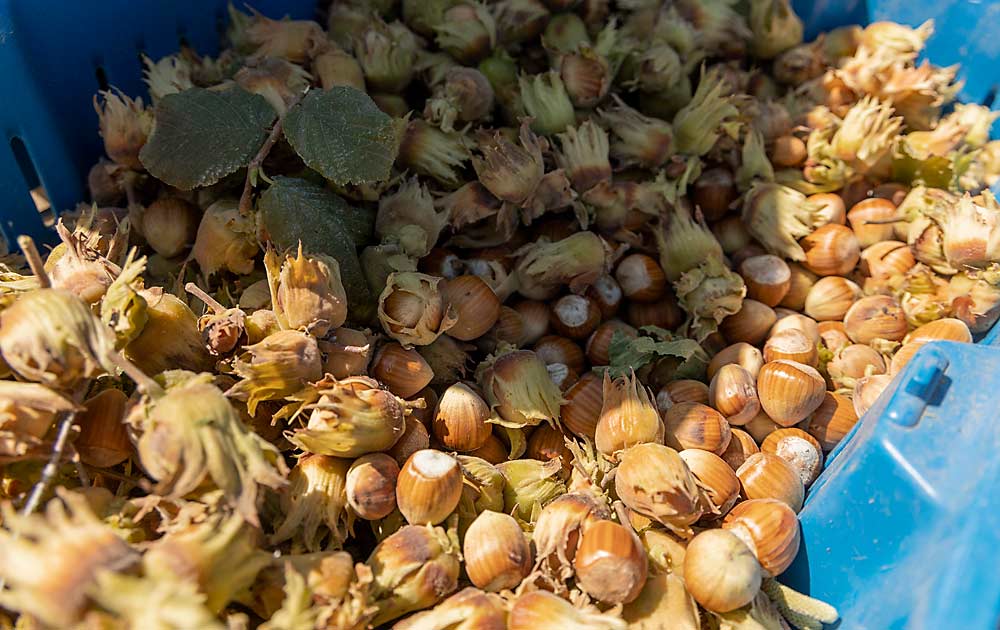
left=884, top=346, right=950, bottom=428
left=4, top=137, right=55, bottom=244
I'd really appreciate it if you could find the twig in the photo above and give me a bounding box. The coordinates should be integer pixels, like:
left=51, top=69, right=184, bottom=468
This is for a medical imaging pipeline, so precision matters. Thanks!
left=81, top=464, right=141, bottom=490
left=20, top=410, right=78, bottom=517
left=185, top=281, right=226, bottom=314
left=0, top=406, right=82, bottom=593
left=17, top=235, right=50, bottom=288
left=238, top=94, right=302, bottom=217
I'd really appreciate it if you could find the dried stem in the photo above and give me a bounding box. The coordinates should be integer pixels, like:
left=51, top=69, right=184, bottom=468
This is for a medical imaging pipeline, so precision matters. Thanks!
left=238, top=93, right=304, bottom=217
left=17, top=235, right=50, bottom=288
left=68, top=444, right=91, bottom=486
left=122, top=170, right=140, bottom=210
left=21, top=410, right=78, bottom=517
left=318, top=340, right=371, bottom=356
left=0, top=385, right=87, bottom=593
left=185, top=281, right=226, bottom=314
left=81, top=464, right=140, bottom=489
left=612, top=499, right=631, bottom=526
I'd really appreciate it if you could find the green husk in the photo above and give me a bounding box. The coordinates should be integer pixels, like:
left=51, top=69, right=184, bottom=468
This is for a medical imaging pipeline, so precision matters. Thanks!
left=655, top=199, right=723, bottom=281
left=673, top=68, right=741, bottom=156
left=289, top=376, right=407, bottom=458
left=675, top=257, right=747, bottom=342
left=129, top=371, right=288, bottom=526
left=476, top=348, right=565, bottom=429
left=496, top=457, right=566, bottom=523
left=227, top=329, right=323, bottom=415
left=749, top=0, right=803, bottom=59
left=518, top=71, right=576, bottom=136
left=0, top=288, right=117, bottom=389
left=741, top=182, right=825, bottom=261
left=270, top=454, right=355, bottom=551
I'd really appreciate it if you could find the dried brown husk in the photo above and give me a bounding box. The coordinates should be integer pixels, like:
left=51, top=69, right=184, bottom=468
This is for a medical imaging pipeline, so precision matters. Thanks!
left=367, top=524, right=461, bottom=626
left=521, top=169, right=577, bottom=226
left=615, top=443, right=706, bottom=537
left=530, top=489, right=611, bottom=589
left=93, top=88, right=153, bottom=169
left=472, top=121, right=546, bottom=205
left=128, top=370, right=287, bottom=526
left=198, top=304, right=248, bottom=356
left=47, top=221, right=119, bottom=305
left=309, top=553, right=378, bottom=630
left=62, top=205, right=132, bottom=264
left=234, top=56, right=312, bottom=114
left=425, top=67, right=496, bottom=132
left=941, top=193, right=1000, bottom=270
left=947, top=265, right=1000, bottom=333
left=379, top=272, right=459, bottom=347
left=440, top=181, right=506, bottom=232
left=417, top=335, right=473, bottom=386
left=240, top=11, right=326, bottom=62
left=0, top=381, right=79, bottom=460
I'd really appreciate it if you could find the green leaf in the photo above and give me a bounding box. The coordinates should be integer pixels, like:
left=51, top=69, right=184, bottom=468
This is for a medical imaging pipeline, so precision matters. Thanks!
left=607, top=328, right=709, bottom=380
left=283, top=87, right=400, bottom=186
left=139, top=87, right=276, bottom=190
left=336, top=204, right=377, bottom=247
left=891, top=144, right=954, bottom=190
left=257, top=176, right=375, bottom=323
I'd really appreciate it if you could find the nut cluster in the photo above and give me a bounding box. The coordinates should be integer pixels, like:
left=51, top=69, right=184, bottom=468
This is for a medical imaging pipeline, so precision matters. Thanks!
left=0, top=1, right=993, bottom=629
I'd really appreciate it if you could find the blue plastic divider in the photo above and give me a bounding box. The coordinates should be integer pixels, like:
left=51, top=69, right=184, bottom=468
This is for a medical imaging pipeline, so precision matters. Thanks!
left=2, top=1, right=1000, bottom=628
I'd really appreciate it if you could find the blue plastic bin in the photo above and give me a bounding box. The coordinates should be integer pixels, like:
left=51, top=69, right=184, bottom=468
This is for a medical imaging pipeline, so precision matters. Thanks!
left=1, top=1, right=999, bottom=628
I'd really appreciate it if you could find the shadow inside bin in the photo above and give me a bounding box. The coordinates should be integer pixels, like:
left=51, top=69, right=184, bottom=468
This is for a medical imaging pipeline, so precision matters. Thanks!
left=780, top=540, right=843, bottom=629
